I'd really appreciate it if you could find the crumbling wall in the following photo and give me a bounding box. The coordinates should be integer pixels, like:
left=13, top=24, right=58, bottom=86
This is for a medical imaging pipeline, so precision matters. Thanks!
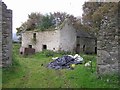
left=97, top=3, right=118, bottom=75
left=0, top=1, right=2, bottom=67
left=0, top=1, right=12, bottom=67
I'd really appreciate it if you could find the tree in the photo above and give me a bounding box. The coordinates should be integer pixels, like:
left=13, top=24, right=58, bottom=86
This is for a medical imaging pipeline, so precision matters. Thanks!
left=28, top=12, right=43, bottom=29
left=82, top=1, right=118, bottom=37
left=82, top=2, right=102, bottom=26
left=39, top=14, right=54, bottom=30
left=16, top=12, right=43, bottom=33
left=16, top=11, right=79, bottom=42
left=17, top=12, right=77, bottom=33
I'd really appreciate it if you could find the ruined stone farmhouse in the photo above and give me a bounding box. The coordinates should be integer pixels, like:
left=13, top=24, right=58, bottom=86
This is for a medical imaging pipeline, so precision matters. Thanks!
left=0, top=1, right=118, bottom=76
left=0, top=1, right=12, bottom=67
left=21, top=19, right=96, bottom=54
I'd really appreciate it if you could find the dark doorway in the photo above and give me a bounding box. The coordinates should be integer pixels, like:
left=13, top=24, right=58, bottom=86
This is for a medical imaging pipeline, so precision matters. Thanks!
left=83, top=45, right=85, bottom=52
left=76, top=44, right=80, bottom=54
left=28, top=45, right=32, bottom=48
left=95, top=47, right=97, bottom=54
left=42, top=45, right=47, bottom=50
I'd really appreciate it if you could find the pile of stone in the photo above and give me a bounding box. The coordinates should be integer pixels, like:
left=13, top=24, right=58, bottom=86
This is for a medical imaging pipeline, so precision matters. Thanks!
left=47, top=54, right=84, bottom=70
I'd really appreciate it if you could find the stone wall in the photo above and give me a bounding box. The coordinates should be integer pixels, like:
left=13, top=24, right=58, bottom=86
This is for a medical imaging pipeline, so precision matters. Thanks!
left=0, top=1, right=12, bottom=67
left=0, top=1, right=2, bottom=67
left=97, top=3, right=118, bottom=75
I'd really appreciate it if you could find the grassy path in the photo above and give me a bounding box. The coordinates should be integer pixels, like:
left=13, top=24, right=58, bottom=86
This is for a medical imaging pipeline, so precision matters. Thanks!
left=2, top=44, right=119, bottom=88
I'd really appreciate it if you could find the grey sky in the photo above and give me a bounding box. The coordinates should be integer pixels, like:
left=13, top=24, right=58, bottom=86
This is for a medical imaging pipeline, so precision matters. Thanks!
left=2, top=0, right=88, bottom=33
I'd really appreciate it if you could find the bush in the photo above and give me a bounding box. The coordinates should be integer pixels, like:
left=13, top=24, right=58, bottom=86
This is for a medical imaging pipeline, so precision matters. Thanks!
left=12, top=54, right=20, bottom=67
left=41, top=50, right=55, bottom=57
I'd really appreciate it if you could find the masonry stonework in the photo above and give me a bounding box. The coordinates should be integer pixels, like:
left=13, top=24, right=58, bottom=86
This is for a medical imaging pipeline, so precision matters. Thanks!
left=0, top=1, right=2, bottom=67
left=97, top=3, right=119, bottom=75
left=0, top=1, right=12, bottom=67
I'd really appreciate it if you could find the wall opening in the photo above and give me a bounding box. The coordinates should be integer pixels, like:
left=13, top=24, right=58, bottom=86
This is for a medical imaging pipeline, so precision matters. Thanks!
left=83, top=45, right=85, bottom=52
left=42, top=45, right=47, bottom=50
left=53, top=48, right=55, bottom=50
left=77, top=36, right=80, bottom=38
left=28, top=45, right=32, bottom=48
left=95, top=47, right=97, bottom=54
left=33, top=33, right=36, bottom=40
left=77, top=44, right=80, bottom=46
left=76, top=44, right=80, bottom=54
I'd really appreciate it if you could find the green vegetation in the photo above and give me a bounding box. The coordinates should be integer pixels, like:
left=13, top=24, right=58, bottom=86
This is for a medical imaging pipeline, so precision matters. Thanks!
left=38, top=14, right=54, bottom=30
left=82, top=2, right=118, bottom=37
left=2, top=44, right=119, bottom=88
left=0, top=68, right=2, bottom=89
left=16, top=12, right=76, bottom=33
left=16, top=12, right=80, bottom=42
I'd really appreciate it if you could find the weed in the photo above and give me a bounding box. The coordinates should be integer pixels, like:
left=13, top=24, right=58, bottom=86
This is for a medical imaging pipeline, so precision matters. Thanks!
left=2, top=43, right=119, bottom=88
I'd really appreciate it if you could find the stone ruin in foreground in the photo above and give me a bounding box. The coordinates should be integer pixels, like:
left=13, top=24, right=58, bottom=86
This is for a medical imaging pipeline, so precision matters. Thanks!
left=0, top=1, right=12, bottom=67
left=97, top=2, right=119, bottom=75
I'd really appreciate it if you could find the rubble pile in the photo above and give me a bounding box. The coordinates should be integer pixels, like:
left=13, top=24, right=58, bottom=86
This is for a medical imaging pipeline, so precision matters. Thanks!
left=47, top=54, right=84, bottom=70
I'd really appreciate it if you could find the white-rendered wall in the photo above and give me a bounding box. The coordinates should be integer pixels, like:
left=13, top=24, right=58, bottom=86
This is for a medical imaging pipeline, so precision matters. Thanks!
left=36, top=30, right=60, bottom=52
left=22, top=30, right=60, bottom=52
left=59, top=20, right=76, bottom=52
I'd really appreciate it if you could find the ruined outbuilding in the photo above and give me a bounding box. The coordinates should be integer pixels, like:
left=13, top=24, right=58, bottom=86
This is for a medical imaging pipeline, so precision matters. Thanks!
left=0, top=1, right=12, bottom=67
left=76, top=30, right=97, bottom=54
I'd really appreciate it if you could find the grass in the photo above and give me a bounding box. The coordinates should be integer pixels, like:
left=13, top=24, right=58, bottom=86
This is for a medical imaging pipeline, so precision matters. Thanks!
left=2, top=43, right=120, bottom=88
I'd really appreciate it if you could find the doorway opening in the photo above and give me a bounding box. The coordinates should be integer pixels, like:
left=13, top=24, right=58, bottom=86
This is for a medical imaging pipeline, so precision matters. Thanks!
left=76, top=44, right=80, bottom=54
left=83, top=45, right=85, bottom=52
left=95, top=47, right=97, bottom=54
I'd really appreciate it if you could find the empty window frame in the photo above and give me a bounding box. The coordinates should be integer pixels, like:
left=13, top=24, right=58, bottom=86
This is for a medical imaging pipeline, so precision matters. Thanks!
left=33, top=33, right=36, bottom=40
left=28, top=45, right=32, bottom=48
left=42, top=45, right=47, bottom=50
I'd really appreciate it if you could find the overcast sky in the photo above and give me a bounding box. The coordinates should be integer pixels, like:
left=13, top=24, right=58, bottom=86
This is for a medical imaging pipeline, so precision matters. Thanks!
left=2, top=0, right=89, bottom=33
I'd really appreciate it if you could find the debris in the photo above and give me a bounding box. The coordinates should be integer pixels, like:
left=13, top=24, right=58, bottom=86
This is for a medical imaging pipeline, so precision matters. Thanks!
left=52, top=57, right=59, bottom=60
left=68, top=55, right=74, bottom=58
left=47, top=54, right=84, bottom=70
left=71, top=64, right=75, bottom=68
left=84, top=61, right=91, bottom=67
left=74, top=54, right=83, bottom=62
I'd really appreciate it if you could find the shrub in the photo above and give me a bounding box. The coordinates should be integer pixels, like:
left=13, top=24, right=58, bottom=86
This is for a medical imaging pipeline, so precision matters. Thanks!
left=41, top=50, right=55, bottom=57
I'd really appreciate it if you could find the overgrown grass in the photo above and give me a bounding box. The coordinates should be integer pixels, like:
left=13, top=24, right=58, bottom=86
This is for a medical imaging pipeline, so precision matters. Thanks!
left=2, top=43, right=120, bottom=88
